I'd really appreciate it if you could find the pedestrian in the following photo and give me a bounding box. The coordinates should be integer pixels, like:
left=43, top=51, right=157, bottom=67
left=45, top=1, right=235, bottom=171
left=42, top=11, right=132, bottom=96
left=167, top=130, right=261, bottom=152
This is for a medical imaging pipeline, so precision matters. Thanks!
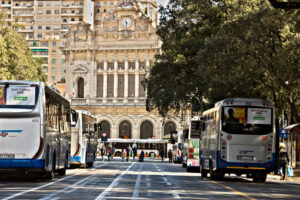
left=126, top=146, right=130, bottom=162
left=107, top=147, right=111, bottom=161
left=139, top=150, right=145, bottom=162
left=100, top=146, right=104, bottom=161
left=111, top=146, right=115, bottom=160
left=279, top=143, right=289, bottom=180
left=121, top=149, right=125, bottom=162
left=160, top=150, right=165, bottom=162
left=133, top=147, right=137, bottom=161
left=168, top=149, right=173, bottom=163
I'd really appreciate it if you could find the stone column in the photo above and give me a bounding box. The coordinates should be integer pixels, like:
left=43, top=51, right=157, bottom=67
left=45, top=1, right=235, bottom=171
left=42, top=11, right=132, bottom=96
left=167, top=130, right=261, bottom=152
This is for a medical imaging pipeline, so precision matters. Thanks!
left=113, top=59, right=118, bottom=103
left=103, top=59, right=107, bottom=103
left=134, top=58, right=139, bottom=103
left=124, top=58, right=128, bottom=103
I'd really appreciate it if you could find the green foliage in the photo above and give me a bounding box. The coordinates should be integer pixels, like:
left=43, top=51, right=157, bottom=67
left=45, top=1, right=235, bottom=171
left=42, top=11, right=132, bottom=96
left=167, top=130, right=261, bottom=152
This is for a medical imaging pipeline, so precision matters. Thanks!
left=146, top=0, right=300, bottom=123
left=0, top=11, right=45, bottom=82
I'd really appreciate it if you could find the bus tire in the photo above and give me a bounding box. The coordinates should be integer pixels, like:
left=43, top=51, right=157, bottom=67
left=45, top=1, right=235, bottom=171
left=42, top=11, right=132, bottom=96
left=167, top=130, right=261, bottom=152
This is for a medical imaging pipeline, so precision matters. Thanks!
left=149, top=152, right=156, bottom=158
left=58, top=153, right=68, bottom=176
left=115, top=151, right=121, bottom=157
left=186, top=166, right=191, bottom=172
left=253, top=172, right=267, bottom=183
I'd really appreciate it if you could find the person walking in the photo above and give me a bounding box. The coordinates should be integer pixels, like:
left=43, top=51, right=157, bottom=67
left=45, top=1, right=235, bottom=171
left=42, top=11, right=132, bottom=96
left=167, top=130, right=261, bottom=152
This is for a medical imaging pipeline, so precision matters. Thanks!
left=126, top=146, right=130, bottom=162
left=279, top=143, right=289, bottom=180
left=160, top=150, right=165, bottom=162
left=168, top=149, right=173, bottom=163
left=111, top=146, right=115, bottom=160
left=133, top=147, right=137, bottom=161
left=139, top=150, right=145, bottom=162
left=121, top=149, right=125, bottom=162
left=100, top=146, right=104, bottom=161
left=107, top=147, right=111, bottom=161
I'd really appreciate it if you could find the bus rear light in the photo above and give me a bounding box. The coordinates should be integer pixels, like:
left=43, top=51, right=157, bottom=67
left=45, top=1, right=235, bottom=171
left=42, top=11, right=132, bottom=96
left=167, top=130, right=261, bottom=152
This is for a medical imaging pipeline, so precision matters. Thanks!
left=222, top=142, right=226, bottom=146
left=221, top=155, right=226, bottom=159
left=222, top=146, right=226, bottom=150
left=33, top=137, right=44, bottom=159
left=267, top=156, right=271, bottom=160
left=222, top=162, right=225, bottom=166
left=268, top=148, right=271, bottom=152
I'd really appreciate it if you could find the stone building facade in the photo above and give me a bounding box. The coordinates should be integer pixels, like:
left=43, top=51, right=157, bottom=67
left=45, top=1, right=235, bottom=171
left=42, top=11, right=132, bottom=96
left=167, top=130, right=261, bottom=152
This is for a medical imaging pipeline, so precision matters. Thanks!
left=62, top=0, right=184, bottom=140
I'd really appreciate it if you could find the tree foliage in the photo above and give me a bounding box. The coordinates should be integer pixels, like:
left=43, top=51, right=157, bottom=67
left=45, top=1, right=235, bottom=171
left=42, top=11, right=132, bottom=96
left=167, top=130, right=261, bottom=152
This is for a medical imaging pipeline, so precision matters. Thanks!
left=0, top=11, right=45, bottom=81
left=145, top=0, right=300, bottom=123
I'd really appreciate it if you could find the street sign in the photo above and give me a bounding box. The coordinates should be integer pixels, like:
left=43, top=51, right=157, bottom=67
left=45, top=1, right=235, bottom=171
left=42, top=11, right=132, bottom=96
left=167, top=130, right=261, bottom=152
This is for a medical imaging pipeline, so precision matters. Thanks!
left=279, top=128, right=288, bottom=139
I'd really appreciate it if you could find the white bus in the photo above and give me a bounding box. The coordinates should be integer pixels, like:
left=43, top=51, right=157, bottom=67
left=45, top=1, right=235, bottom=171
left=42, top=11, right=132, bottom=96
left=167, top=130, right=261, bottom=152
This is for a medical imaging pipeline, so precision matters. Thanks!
left=70, top=110, right=98, bottom=167
left=0, top=81, right=71, bottom=179
left=200, top=98, right=275, bottom=182
left=101, top=139, right=167, bottom=158
left=182, top=117, right=202, bottom=172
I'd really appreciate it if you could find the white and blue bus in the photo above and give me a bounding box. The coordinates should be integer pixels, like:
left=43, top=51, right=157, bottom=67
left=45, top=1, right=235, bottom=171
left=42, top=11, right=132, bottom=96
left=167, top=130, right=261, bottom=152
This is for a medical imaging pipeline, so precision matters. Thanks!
left=200, top=98, right=275, bottom=182
left=70, top=110, right=98, bottom=167
left=0, top=81, right=71, bottom=179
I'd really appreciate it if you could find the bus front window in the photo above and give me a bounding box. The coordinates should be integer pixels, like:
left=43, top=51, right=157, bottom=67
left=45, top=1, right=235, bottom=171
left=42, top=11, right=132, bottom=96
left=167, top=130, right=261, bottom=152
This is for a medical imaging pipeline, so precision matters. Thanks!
left=222, top=107, right=273, bottom=135
left=0, top=84, right=39, bottom=109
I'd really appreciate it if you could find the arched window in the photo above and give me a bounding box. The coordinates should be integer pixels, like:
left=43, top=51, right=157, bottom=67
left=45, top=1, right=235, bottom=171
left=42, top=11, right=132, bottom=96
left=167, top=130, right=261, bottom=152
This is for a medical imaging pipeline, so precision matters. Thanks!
left=119, top=120, right=131, bottom=139
left=164, top=121, right=176, bottom=136
left=77, top=77, right=84, bottom=98
left=140, top=121, right=153, bottom=139
left=99, top=120, right=110, bottom=138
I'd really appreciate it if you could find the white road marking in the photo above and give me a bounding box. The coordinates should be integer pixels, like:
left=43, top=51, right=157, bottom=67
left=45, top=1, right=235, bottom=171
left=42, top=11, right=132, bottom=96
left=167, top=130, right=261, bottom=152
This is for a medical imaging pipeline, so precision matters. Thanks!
left=146, top=176, right=152, bottom=197
left=39, top=174, right=97, bottom=200
left=155, top=163, right=181, bottom=199
left=1, top=163, right=107, bottom=200
left=131, top=164, right=143, bottom=200
left=94, top=162, right=135, bottom=200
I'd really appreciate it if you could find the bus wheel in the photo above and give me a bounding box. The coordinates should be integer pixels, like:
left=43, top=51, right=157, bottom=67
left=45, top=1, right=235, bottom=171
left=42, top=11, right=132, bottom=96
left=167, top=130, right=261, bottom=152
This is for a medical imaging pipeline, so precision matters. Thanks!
left=253, top=172, right=267, bottom=183
left=58, top=153, right=68, bottom=176
left=115, top=152, right=121, bottom=157
left=186, top=166, right=191, bottom=172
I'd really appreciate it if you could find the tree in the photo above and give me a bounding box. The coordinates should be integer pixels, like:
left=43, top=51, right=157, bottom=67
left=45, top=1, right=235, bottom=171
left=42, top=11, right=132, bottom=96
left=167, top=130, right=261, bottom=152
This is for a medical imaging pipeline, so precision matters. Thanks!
left=146, top=0, right=300, bottom=123
left=145, top=0, right=227, bottom=116
left=0, top=11, right=45, bottom=81
left=197, top=0, right=300, bottom=123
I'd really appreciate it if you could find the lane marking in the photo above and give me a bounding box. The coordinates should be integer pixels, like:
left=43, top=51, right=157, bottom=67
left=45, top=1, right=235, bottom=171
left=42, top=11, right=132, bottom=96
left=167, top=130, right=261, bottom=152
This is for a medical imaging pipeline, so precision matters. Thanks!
left=94, top=162, right=135, bottom=200
left=40, top=174, right=97, bottom=200
left=210, top=180, right=256, bottom=200
left=146, top=176, right=152, bottom=198
left=2, top=163, right=107, bottom=200
left=155, top=163, right=181, bottom=199
left=131, top=164, right=143, bottom=200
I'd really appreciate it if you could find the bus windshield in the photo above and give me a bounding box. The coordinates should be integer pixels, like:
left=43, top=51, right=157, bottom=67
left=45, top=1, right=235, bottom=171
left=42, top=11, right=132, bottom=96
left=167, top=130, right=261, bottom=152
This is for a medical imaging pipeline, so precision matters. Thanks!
left=221, top=106, right=273, bottom=135
left=0, top=85, right=39, bottom=109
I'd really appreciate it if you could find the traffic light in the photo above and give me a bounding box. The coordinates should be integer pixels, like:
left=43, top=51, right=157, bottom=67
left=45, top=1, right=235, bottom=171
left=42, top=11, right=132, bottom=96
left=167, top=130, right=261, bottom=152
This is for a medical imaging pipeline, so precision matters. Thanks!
left=101, top=132, right=108, bottom=142
left=170, top=130, right=178, bottom=144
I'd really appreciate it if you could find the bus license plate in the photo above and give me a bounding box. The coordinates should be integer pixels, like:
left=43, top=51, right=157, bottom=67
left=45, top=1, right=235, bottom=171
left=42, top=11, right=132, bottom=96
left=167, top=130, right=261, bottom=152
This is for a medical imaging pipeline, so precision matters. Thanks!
left=0, top=154, right=15, bottom=159
left=237, top=155, right=254, bottom=161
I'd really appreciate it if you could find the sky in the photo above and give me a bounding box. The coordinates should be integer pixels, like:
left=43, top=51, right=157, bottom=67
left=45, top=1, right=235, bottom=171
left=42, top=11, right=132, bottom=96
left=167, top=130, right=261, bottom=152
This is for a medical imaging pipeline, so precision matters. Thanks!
left=156, top=0, right=169, bottom=8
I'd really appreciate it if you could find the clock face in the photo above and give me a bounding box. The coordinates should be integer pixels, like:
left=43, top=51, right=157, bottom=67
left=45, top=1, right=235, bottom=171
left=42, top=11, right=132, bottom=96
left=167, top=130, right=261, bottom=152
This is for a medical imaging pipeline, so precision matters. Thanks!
left=122, top=18, right=131, bottom=28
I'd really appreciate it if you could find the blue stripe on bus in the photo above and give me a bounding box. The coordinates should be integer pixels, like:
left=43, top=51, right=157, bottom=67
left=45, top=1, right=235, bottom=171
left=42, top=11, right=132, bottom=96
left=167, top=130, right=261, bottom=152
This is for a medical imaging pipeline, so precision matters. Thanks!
left=0, top=159, right=45, bottom=168
left=70, top=156, right=81, bottom=162
left=217, top=151, right=275, bottom=171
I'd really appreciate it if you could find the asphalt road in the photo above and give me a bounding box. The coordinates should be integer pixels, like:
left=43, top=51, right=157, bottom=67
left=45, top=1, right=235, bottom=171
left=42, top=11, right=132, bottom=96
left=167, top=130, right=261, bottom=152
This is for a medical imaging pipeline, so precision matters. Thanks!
left=0, top=158, right=300, bottom=200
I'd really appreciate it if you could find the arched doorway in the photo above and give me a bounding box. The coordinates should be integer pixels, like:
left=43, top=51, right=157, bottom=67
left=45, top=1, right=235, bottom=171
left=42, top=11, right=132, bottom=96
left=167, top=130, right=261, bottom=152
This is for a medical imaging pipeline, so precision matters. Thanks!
left=99, top=120, right=111, bottom=138
left=164, top=121, right=176, bottom=136
left=119, top=120, right=131, bottom=139
left=140, top=121, right=153, bottom=139
left=77, top=77, right=84, bottom=98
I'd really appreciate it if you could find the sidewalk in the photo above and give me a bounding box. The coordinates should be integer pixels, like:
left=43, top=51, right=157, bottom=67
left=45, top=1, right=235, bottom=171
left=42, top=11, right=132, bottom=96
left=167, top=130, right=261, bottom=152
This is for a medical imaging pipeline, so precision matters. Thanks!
left=267, top=174, right=300, bottom=182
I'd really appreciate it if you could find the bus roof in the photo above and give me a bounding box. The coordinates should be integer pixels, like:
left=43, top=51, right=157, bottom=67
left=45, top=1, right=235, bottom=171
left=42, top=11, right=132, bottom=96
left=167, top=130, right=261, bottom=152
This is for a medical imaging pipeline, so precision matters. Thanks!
left=102, top=138, right=168, bottom=144
left=214, top=98, right=274, bottom=108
